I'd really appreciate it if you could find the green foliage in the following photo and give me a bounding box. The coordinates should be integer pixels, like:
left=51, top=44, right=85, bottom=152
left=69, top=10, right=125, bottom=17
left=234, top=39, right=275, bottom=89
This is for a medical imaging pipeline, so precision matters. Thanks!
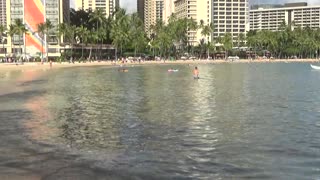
left=247, top=22, right=320, bottom=58
left=68, top=8, right=148, bottom=59
left=10, top=19, right=28, bottom=58
left=0, top=24, right=6, bottom=43
left=149, top=15, right=204, bottom=58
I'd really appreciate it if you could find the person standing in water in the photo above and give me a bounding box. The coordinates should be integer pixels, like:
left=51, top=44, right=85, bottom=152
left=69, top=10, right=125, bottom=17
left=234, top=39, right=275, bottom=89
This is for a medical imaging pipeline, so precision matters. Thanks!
left=193, top=66, right=199, bottom=79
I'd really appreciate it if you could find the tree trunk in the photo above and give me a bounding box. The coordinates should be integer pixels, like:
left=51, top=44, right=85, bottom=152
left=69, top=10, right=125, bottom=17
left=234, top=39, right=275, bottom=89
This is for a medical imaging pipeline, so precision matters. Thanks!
left=24, top=42, right=27, bottom=62
left=41, top=40, right=44, bottom=63
left=10, top=38, right=12, bottom=61
left=120, top=44, right=122, bottom=58
left=45, top=34, right=48, bottom=62
left=153, top=47, right=155, bottom=58
left=100, top=39, right=103, bottom=60
left=95, top=41, right=98, bottom=60
left=115, top=47, right=118, bottom=61
left=225, top=50, right=228, bottom=60
left=88, top=46, right=92, bottom=61
left=71, top=42, right=73, bottom=61
left=19, top=35, right=22, bottom=63
left=81, top=44, right=84, bottom=59
left=134, top=44, right=137, bottom=58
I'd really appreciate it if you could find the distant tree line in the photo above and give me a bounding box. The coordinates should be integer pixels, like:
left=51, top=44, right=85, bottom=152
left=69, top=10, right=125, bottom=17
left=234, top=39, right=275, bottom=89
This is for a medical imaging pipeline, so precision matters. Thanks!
left=246, top=21, right=320, bottom=59
left=1, top=11, right=319, bottom=61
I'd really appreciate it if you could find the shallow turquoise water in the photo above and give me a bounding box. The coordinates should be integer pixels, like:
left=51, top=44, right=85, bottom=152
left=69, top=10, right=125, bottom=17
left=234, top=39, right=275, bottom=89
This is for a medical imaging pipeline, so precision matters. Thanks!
left=1, top=63, right=320, bottom=179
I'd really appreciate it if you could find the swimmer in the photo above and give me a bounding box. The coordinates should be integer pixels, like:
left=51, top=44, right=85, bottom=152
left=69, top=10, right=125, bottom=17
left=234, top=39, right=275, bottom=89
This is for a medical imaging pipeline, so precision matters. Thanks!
left=193, top=66, right=199, bottom=79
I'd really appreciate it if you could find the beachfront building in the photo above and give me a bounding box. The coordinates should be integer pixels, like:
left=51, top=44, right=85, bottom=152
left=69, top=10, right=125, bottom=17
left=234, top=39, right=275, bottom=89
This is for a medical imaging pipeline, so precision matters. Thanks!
left=163, top=0, right=174, bottom=23
left=74, top=0, right=120, bottom=17
left=212, top=0, right=249, bottom=42
left=174, top=0, right=212, bottom=46
left=250, top=3, right=320, bottom=31
left=0, top=0, right=70, bottom=58
left=0, top=0, right=7, bottom=56
left=0, top=0, right=6, bottom=25
left=137, top=0, right=145, bottom=23
left=138, top=0, right=164, bottom=36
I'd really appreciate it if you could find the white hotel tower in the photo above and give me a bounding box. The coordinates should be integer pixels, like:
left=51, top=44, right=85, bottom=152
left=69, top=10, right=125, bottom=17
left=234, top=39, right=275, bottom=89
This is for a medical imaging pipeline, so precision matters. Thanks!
left=74, top=0, right=119, bottom=17
left=250, top=3, right=320, bottom=31
left=212, top=0, right=249, bottom=41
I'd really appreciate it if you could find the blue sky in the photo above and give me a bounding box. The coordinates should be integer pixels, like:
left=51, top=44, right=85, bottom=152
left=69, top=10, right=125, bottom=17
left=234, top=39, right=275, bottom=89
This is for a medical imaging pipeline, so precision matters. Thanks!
left=70, top=0, right=320, bottom=13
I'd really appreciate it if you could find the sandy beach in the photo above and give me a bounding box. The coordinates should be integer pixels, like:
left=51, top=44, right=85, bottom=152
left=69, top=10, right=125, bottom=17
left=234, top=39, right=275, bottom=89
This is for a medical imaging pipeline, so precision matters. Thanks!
left=0, top=58, right=319, bottom=180
left=0, top=59, right=319, bottom=71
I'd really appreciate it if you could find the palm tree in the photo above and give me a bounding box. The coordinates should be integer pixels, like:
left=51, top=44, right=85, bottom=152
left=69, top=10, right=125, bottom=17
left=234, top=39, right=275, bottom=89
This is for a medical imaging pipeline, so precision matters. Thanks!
left=186, top=18, right=198, bottom=53
left=8, top=25, right=15, bottom=58
left=58, top=23, right=68, bottom=43
left=89, top=8, right=106, bottom=59
left=58, top=23, right=69, bottom=60
left=12, top=19, right=28, bottom=61
left=97, top=27, right=107, bottom=59
left=44, top=19, right=54, bottom=62
left=68, top=25, right=77, bottom=60
left=199, top=19, right=205, bottom=29
left=222, top=33, right=233, bottom=59
left=110, top=8, right=130, bottom=59
left=89, top=8, right=106, bottom=30
left=76, top=25, right=89, bottom=59
left=88, top=30, right=99, bottom=60
left=129, top=13, right=146, bottom=57
left=201, top=23, right=214, bottom=58
left=150, top=19, right=165, bottom=57
left=238, top=33, right=245, bottom=48
left=0, top=25, right=7, bottom=57
left=36, top=23, right=46, bottom=61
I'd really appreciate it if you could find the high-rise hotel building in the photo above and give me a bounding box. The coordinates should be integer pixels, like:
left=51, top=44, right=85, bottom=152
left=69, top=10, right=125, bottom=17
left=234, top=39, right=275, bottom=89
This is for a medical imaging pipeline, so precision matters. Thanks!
left=137, top=0, right=145, bottom=22
left=174, top=0, right=212, bottom=45
left=0, top=0, right=70, bottom=57
left=0, top=0, right=6, bottom=25
left=138, top=0, right=164, bottom=36
left=163, top=0, right=174, bottom=23
left=250, top=3, right=320, bottom=31
left=74, top=0, right=119, bottom=17
left=212, top=0, right=249, bottom=41
left=173, top=0, right=248, bottom=45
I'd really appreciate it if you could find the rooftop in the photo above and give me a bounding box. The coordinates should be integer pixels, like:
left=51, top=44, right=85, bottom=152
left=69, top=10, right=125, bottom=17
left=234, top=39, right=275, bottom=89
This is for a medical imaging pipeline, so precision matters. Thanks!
left=251, top=2, right=308, bottom=10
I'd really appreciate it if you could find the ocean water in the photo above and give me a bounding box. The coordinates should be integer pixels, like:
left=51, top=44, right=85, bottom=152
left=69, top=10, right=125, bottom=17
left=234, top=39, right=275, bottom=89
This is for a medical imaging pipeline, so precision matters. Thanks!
left=0, top=63, right=319, bottom=179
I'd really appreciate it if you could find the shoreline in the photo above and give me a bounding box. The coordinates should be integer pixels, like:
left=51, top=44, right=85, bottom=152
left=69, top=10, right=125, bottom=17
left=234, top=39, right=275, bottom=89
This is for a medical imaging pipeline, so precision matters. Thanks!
left=0, top=59, right=319, bottom=71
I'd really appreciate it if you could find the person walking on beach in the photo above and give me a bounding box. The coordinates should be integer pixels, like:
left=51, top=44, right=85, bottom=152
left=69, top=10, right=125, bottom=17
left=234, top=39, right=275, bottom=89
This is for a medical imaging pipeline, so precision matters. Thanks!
left=193, top=66, right=199, bottom=79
